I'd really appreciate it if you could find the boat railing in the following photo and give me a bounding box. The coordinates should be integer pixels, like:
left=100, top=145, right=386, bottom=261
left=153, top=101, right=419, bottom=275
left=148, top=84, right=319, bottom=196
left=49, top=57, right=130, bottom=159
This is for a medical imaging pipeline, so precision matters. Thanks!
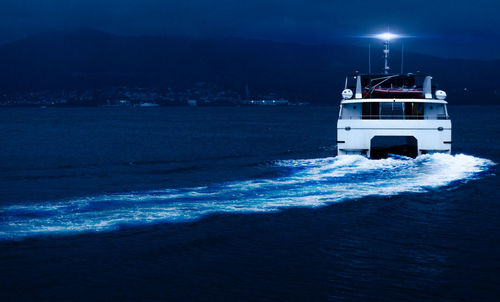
left=339, top=114, right=449, bottom=120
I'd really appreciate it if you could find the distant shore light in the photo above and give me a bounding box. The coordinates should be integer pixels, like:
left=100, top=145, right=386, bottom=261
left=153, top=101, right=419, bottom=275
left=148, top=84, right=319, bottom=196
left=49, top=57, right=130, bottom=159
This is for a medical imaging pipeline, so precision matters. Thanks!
left=376, top=33, right=399, bottom=40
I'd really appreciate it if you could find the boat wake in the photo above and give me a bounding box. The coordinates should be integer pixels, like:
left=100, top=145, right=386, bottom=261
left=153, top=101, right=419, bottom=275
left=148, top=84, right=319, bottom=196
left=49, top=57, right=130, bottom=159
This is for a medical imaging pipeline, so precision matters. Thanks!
left=0, top=154, right=494, bottom=240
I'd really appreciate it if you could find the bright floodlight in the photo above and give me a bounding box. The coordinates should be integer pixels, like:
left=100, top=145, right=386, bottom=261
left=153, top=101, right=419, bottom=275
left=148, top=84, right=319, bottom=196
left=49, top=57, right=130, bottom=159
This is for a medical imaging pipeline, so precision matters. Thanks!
left=376, top=32, right=398, bottom=40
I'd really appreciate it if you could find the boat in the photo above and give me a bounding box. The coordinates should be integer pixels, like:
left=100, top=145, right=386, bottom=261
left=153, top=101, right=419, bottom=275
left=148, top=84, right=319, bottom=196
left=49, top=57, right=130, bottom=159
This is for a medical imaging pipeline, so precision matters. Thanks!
left=135, top=102, right=159, bottom=107
left=337, top=33, right=451, bottom=159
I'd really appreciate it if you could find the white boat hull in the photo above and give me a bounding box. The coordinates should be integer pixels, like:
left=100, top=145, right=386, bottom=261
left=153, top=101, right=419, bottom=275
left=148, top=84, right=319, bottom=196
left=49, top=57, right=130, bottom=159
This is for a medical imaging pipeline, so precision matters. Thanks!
left=337, top=119, right=451, bottom=157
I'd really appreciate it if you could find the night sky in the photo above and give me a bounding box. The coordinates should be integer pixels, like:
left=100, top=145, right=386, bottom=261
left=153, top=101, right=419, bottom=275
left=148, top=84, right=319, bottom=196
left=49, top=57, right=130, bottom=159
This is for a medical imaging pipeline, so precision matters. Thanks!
left=0, top=0, right=499, bottom=59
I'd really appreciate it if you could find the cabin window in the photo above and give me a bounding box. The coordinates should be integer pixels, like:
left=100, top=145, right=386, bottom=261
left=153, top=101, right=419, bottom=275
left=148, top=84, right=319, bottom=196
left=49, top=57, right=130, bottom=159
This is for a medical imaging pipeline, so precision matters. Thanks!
left=362, top=102, right=405, bottom=119
left=362, top=102, right=379, bottom=119
left=343, top=102, right=447, bottom=120
left=405, top=102, right=424, bottom=119
left=380, top=102, right=404, bottom=119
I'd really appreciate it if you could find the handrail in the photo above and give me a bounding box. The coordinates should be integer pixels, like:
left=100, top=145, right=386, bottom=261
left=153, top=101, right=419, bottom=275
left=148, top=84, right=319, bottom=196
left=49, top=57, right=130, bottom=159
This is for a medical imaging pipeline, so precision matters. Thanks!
left=368, top=75, right=399, bottom=97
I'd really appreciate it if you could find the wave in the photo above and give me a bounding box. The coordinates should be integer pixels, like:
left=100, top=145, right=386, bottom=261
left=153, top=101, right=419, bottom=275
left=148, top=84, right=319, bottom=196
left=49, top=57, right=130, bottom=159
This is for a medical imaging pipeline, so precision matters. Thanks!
left=0, top=154, right=494, bottom=240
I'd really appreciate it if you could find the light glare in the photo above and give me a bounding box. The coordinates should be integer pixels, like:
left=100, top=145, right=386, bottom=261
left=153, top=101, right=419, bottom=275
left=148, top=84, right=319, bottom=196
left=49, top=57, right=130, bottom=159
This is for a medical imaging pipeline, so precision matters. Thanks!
left=376, top=32, right=398, bottom=40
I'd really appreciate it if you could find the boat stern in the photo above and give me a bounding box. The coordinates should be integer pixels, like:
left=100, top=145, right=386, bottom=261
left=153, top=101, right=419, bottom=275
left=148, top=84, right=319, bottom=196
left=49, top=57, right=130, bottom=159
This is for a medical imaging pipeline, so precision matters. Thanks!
left=337, top=119, right=451, bottom=158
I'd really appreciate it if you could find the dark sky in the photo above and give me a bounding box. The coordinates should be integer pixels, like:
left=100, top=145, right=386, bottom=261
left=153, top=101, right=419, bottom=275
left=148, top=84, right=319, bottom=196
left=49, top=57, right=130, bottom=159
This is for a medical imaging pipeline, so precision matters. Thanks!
left=1, top=0, right=499, bottom=59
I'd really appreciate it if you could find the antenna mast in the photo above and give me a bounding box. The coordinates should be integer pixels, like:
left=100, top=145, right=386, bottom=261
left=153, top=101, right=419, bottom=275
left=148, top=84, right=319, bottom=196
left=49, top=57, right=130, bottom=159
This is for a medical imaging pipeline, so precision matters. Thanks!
left=383, top=39, right=390, bottom=74
left=375, top=32, right=398, bottom=74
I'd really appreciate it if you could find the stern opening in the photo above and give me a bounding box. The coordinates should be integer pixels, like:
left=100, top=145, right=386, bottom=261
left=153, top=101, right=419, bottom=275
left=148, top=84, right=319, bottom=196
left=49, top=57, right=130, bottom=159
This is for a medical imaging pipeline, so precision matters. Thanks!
left=370, top=136, right=418, bottom=159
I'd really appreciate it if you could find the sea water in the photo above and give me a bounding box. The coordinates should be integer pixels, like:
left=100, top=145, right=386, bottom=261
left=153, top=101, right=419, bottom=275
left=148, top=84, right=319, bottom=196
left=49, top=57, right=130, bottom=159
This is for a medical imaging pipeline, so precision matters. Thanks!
left=0, top=106, right=499, bottom=301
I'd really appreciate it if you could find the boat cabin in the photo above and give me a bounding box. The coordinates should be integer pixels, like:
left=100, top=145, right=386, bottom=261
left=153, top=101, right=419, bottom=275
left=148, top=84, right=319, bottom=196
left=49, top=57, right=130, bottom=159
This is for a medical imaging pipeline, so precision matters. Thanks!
left=339, top=73, right=449, bottom=120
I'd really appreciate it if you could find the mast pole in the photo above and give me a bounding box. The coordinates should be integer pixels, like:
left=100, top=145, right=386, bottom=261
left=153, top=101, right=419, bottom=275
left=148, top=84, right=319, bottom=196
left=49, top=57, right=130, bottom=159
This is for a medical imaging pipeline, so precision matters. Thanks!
left=383, top=39, right=390, bottom=74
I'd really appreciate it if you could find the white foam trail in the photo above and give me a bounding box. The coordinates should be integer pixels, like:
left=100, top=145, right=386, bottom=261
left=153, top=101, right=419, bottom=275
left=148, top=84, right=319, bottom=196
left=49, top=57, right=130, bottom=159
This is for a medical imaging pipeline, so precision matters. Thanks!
left=0, top=154, right=494, bottom=240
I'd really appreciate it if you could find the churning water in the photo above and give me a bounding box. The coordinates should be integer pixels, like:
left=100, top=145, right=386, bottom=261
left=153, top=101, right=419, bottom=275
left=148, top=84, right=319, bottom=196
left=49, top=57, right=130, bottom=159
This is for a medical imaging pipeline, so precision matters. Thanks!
left=1, top=153, right=493, bottom=240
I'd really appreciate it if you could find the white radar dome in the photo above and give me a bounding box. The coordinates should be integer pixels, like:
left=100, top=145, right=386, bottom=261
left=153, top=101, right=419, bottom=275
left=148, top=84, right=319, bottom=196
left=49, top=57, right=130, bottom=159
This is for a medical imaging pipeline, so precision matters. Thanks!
left=342, top=89, right=353, bottom=100
left=435, top=90, right=447, bottom=100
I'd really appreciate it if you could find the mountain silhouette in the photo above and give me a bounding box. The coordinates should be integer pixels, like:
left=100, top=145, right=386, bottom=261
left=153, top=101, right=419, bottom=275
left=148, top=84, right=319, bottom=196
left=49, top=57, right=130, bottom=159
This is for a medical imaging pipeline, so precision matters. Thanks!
left=0, top=29, right=498, bottom=104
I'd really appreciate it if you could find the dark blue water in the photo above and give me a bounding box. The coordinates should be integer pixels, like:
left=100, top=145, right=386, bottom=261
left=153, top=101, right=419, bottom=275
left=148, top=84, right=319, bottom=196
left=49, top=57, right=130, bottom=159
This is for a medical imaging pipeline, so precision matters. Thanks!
left=0, top=106, right=499, bottom=301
